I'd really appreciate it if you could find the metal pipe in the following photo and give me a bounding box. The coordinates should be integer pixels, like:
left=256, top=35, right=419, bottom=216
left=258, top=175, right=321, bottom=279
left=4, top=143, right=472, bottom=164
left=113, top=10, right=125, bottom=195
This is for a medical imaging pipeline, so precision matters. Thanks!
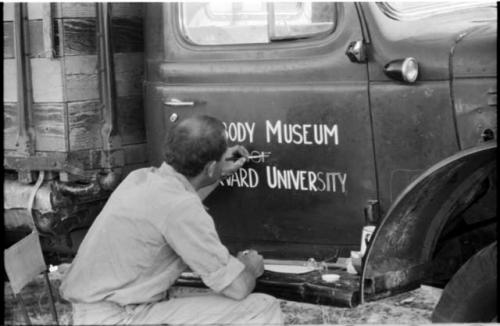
left=96, top=3, right=121, bottom=151
left=42, top=3, right=54, bottom=59
left=43, top=271, right=59, bottom=325
left=13, top=3, right=34, bottom=156
left=53, top=181, right=101, bottom=197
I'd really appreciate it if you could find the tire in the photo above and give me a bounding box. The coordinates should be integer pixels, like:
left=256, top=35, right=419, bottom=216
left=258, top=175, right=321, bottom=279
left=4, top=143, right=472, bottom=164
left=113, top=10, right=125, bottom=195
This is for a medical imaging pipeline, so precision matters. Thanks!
left=432, top=241, right=497, bottom=322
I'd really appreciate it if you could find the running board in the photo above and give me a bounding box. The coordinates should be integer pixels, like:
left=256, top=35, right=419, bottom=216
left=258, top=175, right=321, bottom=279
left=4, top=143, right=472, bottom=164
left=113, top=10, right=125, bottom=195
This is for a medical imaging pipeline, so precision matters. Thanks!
left=176, top=261, right=360, bottom=308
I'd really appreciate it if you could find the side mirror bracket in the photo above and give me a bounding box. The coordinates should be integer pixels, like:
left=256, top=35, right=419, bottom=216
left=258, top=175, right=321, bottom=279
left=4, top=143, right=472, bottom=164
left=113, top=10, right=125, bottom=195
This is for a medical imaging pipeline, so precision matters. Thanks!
left=346, top=40, right=367, bottom=63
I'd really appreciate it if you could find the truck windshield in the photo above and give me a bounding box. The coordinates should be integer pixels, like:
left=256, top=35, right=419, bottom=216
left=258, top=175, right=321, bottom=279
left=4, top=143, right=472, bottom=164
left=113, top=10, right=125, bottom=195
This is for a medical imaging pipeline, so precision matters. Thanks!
left=378, top=2, right=497, bottom=21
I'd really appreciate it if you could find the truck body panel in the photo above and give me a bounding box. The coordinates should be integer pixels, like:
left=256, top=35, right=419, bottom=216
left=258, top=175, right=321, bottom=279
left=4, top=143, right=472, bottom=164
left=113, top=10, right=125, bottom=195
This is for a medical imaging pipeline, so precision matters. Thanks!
left=145, top=3, right=379, bottom=258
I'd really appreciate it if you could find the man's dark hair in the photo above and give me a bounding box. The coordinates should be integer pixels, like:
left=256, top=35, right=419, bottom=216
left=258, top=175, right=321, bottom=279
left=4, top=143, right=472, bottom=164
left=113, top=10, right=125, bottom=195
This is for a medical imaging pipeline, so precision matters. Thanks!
left=164, top=115, right=227, bottom=177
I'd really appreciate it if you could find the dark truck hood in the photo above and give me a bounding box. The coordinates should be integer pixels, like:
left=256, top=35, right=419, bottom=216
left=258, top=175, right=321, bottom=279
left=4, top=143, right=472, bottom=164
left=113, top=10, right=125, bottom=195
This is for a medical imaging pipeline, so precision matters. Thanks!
left=366, top=3, right=497, bottom=81
left=451, top=22, right=497, bottom=78
left=451, top=21, right=497, bottom=150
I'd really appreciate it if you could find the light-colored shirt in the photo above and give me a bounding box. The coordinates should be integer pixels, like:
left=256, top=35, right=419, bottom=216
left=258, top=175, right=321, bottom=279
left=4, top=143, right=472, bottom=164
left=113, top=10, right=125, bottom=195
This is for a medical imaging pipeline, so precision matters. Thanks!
left=60, top=163, right=245, bottom=306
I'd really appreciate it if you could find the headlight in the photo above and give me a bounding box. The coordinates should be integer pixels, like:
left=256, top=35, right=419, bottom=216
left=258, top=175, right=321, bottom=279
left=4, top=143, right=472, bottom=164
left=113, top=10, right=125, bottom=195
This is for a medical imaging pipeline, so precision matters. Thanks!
left=384, top=57, right=419, bottom=84
left=402, top=57, right=419, bottom=83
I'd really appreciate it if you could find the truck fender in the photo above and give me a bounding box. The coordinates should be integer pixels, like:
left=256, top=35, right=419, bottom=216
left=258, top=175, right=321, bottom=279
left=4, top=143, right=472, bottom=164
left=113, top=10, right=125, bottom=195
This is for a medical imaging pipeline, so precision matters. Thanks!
left=360, top=142, right=496, bottom=303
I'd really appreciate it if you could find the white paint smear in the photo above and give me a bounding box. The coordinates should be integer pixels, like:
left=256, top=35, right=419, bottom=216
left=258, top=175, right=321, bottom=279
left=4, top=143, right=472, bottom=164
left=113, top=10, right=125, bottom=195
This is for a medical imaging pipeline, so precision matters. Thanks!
left=264, top=264, right=315, bottom=274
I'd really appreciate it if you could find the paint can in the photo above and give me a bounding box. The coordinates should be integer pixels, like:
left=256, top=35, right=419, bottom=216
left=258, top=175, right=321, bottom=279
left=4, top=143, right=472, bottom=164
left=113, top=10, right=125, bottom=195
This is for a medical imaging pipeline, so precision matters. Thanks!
left=360, top=225, right=376, bottom=256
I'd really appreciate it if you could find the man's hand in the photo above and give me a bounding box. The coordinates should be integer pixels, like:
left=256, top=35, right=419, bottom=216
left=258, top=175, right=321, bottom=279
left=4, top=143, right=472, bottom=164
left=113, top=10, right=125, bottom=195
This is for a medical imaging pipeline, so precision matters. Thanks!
left=221, top=249, right=263, bottom=300
left=221, top=145, right=249, bottom=177
left=237, top=249, right=264, bottom=278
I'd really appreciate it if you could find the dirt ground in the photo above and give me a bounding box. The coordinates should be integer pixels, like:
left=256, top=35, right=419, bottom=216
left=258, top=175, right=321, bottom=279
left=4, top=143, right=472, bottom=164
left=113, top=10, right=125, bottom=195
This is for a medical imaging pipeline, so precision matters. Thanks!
left=4, top=264, right=443, bottom=325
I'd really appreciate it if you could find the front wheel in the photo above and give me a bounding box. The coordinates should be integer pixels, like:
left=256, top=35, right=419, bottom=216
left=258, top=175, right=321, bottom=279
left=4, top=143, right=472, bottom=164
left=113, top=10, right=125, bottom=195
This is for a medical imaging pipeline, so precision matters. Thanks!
left=432, top=241, right=497, bottom=322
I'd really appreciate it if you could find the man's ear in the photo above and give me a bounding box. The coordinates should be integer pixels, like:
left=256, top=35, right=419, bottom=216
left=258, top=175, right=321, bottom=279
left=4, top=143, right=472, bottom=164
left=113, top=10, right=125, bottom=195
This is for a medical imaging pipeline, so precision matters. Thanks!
left=205, top=160, right=217, bottom=178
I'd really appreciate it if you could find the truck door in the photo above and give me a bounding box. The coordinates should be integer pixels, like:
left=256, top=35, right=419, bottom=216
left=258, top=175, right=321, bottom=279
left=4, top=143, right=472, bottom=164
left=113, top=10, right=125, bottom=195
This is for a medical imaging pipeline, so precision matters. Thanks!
left=145, top=2, right=377, bottom=259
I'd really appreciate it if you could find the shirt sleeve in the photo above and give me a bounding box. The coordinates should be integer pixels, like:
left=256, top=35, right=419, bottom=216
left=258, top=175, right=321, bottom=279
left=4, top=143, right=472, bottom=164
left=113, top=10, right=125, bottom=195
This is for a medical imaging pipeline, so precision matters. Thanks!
left=160, top=196, right=245, bottom=293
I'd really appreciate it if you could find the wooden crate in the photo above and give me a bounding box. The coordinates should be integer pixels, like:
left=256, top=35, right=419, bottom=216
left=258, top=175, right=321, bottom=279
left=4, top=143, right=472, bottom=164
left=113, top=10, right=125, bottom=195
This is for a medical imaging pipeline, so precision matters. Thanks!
left=3, top=3, right=147, bottom=174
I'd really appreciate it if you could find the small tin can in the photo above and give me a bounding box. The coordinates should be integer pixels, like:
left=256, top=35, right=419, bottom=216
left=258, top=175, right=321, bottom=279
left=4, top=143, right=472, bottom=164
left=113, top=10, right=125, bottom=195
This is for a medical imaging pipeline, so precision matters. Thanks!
left=360, top=225, right=376, bottom=256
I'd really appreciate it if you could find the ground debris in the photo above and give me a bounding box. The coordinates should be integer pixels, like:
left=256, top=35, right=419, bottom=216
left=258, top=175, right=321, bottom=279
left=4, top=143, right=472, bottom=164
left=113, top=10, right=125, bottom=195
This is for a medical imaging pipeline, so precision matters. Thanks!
left=280, top=285, right=442, bottom=324
left=4, top=264, right=442, bottom=325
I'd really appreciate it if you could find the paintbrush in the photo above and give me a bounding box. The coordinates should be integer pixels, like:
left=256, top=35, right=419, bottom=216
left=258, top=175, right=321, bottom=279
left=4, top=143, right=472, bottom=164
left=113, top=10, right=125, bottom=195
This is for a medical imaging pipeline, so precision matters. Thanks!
left=225, top=153, right=270, bottom=161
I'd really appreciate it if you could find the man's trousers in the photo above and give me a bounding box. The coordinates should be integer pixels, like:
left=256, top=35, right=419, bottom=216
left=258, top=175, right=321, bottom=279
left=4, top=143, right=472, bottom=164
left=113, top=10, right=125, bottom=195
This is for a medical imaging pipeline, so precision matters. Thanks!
left=72, top=292, right=284, bottom=325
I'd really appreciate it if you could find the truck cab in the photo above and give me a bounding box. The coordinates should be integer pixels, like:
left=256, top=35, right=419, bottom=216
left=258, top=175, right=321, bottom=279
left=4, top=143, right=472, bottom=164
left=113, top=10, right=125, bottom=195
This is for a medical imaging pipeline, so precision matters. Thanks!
left=4, top=2, right=497, bottom=321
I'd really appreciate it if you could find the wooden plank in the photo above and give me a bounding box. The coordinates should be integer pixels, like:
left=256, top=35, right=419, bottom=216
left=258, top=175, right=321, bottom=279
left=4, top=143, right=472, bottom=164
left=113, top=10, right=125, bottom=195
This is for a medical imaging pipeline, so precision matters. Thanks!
left=54, top=3, right=95, bottom=18
left=54, top=3, right=142, bottom=19
left=62, top=14, right=143, bottom=55
left=114, top=53, right=144, bottom=97
left=112, top=17, right=143, bottom=53
left=68, top=149, right=124, bottom=170
left=111, top=3, right=144, bottom=18
left=3, top=3, right=14, bottom=21
left=4, top=22, right=14, bottom=58
left=123, top=143, right=148, bottom=165
left=30, top=58, right=64, bottom=102
left=42, top=4, right=54, bottom=59
left=63, top=151, right=121, bottom=173
left=64, top=55, right=99, bottom=101
left=4, top=103, right=19, bottom=150
left=54, top=18, right=63, bottom=57
left=3, top=59, right=18, bottom=102
left=28, top=20, right=44, bottom=58
left=66, top=149, right=98, bottom=170
left=117, top=96, right=146, bottom=145
left=27, top=3, right=43, bottom=20
left=33, top=103, right=67, bottom=152
left=68, top=100, right=103, bottom=151
left=62, top=18, right=96, bottom=55
left=28, top=16, right=61, bottom=59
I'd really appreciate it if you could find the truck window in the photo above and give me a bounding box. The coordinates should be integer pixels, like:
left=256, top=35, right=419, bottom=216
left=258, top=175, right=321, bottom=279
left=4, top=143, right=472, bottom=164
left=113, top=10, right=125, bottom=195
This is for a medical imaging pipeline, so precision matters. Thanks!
left=180, top=2, right=336, bottom=45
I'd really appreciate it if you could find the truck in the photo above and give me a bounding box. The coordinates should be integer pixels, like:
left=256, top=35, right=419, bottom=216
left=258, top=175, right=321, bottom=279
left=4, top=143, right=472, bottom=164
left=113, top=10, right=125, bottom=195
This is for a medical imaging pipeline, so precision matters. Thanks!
left=3, top=2, right=497, bottom=322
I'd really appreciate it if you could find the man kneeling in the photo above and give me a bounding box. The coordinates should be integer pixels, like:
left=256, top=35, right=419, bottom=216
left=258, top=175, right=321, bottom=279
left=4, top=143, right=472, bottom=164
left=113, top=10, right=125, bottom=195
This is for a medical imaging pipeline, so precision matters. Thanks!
left=60, top=115, right=283, bottom=325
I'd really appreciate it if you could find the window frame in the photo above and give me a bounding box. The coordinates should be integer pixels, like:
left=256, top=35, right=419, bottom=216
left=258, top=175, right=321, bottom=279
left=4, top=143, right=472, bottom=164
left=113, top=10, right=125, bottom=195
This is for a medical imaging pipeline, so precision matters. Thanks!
left=176, top=2, right=339, bottom=49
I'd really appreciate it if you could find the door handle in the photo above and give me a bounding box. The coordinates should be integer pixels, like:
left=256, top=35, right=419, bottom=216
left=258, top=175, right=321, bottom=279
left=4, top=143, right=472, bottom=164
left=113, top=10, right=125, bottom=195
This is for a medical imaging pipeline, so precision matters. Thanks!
left=164, top=98, right=195, bottom=107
